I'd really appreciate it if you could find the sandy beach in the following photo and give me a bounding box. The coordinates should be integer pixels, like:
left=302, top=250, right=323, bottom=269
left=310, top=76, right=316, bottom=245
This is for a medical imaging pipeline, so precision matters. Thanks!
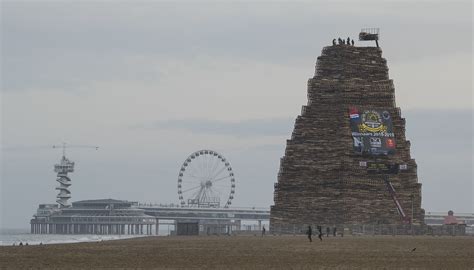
left=0, top=235, right=473, bottom=269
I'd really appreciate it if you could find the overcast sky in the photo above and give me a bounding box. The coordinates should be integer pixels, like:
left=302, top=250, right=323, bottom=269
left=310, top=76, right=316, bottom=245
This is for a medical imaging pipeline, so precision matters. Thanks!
left=1, top=1, right=472, bottom=228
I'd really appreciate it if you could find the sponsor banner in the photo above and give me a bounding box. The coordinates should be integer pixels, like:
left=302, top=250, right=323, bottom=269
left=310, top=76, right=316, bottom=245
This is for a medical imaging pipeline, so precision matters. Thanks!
left=359, top=161, right=407, bottom=173
left=366, top=162, right=399, bottom=174
left=349, top=107, right=396, bottom=155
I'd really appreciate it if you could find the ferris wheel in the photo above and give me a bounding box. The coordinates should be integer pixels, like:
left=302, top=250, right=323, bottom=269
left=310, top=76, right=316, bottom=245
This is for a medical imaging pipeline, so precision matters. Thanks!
left=178, top=150, right=235, bottom=208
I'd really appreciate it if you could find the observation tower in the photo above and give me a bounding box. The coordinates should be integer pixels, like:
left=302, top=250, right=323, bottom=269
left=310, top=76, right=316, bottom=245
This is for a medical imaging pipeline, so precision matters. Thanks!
left=51, top=143, right=98, bottom=208
left=54, top=154, right=75, bottom=208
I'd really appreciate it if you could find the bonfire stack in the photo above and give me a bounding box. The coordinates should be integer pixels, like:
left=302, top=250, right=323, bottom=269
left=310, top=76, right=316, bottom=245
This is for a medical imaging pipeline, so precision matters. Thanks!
left=270, top=44, right=423, bottom=229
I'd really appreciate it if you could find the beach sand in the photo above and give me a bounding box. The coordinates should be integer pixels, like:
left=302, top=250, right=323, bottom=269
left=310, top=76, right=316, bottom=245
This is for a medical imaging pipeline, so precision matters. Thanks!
left=1, top=235, right=473, bottom=269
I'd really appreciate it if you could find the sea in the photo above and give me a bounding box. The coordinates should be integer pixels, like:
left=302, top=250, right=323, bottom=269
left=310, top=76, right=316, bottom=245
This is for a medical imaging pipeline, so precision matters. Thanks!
left=0, top=228, right=171, bottom=246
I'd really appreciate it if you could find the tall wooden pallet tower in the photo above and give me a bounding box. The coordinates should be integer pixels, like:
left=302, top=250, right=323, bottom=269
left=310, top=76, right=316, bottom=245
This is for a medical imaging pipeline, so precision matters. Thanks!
left=270, top=29, right=424, bottom=231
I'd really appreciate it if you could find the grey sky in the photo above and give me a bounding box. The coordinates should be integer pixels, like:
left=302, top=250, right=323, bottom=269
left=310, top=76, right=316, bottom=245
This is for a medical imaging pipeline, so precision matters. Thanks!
left=1, top=1, right=472, bottom=228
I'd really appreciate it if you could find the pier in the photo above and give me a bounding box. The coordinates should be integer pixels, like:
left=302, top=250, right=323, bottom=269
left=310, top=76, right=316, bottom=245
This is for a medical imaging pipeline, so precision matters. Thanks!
left=31, top=201, right=270, bottom=235
left=30, top=199, right=155, bottom=235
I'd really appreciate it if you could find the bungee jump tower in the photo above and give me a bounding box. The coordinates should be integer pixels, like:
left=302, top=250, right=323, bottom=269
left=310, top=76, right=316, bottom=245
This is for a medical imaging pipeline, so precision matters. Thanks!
left=54, top=154, right=74, bottom=208
left=270, top=29, right=424, bottom=230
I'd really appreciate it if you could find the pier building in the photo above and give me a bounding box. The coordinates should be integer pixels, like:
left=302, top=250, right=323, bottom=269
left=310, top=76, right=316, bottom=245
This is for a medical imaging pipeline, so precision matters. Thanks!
left=30, top=199, right=155, bottom=235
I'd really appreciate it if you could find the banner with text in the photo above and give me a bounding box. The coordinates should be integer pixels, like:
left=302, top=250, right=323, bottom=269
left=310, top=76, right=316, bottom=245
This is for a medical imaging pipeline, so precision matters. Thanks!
left=349, top=107, right=396, bottom=155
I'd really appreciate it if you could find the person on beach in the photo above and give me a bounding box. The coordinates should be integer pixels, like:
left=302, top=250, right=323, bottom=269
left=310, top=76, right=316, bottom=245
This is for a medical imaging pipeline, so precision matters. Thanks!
left=333, top=227, right=337, bottom=237
left=326, top=227, right=330, bottom=237
left=307, top=226, right=312, bottom=242
left=262, top=225, right=266, bottom=237
left=317, top=226, right=323, bottom=241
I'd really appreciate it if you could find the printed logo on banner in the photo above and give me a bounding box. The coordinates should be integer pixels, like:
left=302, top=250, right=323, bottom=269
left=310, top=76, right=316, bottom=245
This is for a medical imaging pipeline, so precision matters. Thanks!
left=353, top=137, right=363, bottom=147
left=386, top=138, right=396, bottom=148
left=359, top=110, right=387, bottom=133
left=353, top=137, right=364, bottom=153
left=349, top=107, right=360, bottom=120
left=370, top=137, right=382, bottom=148
left=349, top=107, right=396, bottom=156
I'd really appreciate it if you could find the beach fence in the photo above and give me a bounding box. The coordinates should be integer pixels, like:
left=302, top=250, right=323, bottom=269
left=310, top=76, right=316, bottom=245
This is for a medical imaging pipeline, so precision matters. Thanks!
left=270, top=224, right=469, bottom=236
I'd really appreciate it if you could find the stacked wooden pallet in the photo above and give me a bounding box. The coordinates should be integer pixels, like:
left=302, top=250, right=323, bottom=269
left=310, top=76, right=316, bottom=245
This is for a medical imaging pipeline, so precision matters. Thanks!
left=270, top=45, right=423, bottom=230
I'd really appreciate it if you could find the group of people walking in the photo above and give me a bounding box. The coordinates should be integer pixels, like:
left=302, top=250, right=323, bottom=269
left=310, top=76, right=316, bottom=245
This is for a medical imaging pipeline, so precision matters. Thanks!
left=333, top=37, right=355, bottom=46
left=261, top=225, right=340, bottom=242
left=306, top=226, right=339, bottom=242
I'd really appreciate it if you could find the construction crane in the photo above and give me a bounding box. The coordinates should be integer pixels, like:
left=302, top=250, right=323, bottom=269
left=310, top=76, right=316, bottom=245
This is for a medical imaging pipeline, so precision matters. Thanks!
left=52, top=142, right=99, bottom=157
left=52, top=142, right=99, bottom=208
left=383, top=175, right=411, bottom=224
